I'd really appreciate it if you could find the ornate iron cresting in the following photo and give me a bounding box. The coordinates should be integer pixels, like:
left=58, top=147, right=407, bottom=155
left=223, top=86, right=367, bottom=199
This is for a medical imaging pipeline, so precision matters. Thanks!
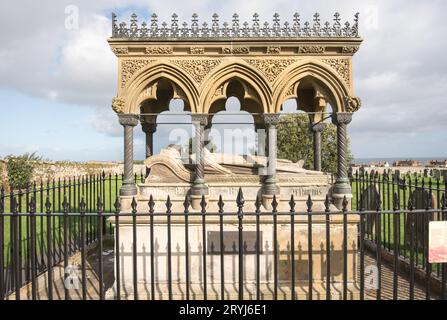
left=111, top=12, right=360, bottom=39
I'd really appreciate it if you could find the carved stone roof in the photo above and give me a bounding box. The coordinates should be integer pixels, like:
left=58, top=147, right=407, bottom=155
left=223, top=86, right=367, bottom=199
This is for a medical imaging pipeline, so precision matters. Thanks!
left=111, top=12, right=360, bottom=40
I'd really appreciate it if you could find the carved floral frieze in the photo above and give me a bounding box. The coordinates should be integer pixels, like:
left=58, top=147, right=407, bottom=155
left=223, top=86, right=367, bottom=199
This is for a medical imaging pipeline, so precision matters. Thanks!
left=222, top=47, right=250, bottom=54
left=172, top=59, right=222, bottom=84
left=112, top=47, right=129, bottom=55
left=145, top=46, right=173, bottom=55
left=121, top=59, right=153, bottom=88
left=322, top=58, right=350, bottom=86
left=298, top=46, right=325, bottom=54
left=190, top=47, right=205, bottom=54
left=341, top=46, right=360, bottom=54
left=266, top=46, right=281, bottom=54
left=245, top=59, right=295, bottom=83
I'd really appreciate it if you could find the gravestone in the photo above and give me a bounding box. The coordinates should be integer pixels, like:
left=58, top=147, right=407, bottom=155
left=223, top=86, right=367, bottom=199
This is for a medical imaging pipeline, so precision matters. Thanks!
left=405, top=189, right=438, bottom=250
left=360, top=184, right=381, bottom=236
left=432, top=169, right=441, bottom=180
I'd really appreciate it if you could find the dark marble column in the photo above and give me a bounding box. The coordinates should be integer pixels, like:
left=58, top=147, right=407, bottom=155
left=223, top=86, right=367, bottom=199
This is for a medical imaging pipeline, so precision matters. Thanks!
left=310, top=123, right=324, bottom=171
left=191, top=114, right=209, bottom=196
left=118, top=114, right=139, bottom=197
left=332, top=112, right=353, bottom=208
left=262, top=114, right=280, bottom=196
left=141, top=116, right=157, bottom=177
left=254, top=115, right=266, bottom=157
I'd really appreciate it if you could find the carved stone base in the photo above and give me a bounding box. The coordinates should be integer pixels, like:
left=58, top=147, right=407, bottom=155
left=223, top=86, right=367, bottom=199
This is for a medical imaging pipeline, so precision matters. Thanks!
left=190, top=194, right=209, bottom=210
left=108, top=214, right=360, bottom=300
left=261, top=194, right=280, bottom=211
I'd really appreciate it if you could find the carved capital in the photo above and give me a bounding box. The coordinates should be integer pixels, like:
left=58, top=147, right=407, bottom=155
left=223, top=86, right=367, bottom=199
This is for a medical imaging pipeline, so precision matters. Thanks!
left=263, top=113, right=281, bottom=127
left=112, top=97, right=125, bottom=114
left=118, top=114, right=139, bottom=127
left=191, top=114, right=209, bottom=126
left=310, top=123, right=325, bottom=133
left=344, top=96, right=362, bottom=113
left=332, top=112, right=352, bottom=126
left=141, top=115, right=157, bottom=133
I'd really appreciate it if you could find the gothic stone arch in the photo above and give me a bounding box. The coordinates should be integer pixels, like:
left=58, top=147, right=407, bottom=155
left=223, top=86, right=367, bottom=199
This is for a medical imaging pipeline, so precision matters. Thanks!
left=109, top=12, right=363, bottom=211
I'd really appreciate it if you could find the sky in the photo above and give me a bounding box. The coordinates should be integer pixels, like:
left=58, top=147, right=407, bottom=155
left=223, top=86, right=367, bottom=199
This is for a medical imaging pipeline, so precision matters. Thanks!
left=0, top=0, right=446, bottom=162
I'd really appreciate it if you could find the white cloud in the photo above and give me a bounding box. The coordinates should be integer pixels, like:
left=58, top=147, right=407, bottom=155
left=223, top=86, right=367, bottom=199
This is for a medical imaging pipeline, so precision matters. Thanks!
left=0, top=0, right=446, bottom=159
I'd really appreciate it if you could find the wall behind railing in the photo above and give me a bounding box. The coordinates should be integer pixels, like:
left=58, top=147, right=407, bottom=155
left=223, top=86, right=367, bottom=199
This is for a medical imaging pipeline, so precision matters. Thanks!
left=0, top=160, right=145, bottom=188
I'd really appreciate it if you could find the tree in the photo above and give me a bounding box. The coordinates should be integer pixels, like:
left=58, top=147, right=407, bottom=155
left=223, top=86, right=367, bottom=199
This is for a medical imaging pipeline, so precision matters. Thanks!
left=5, top=152, right=42, bottom=190
left=185, top=137, right=217, bottom=153
left=277, top=114, right=353, bottom=174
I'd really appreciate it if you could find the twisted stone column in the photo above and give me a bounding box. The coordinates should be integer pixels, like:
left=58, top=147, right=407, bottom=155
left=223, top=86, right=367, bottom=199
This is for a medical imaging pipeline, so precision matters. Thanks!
left=141, top=116, right=157, bottom=177
left=119, top=114, right=139, bottom=197
left=262, top=114, right=280, bottom=196
left=332, top=112, right=353, bottom=208
left=310, top=123, right=324, bottom=171
left=191, top=114, right=209, bottom=196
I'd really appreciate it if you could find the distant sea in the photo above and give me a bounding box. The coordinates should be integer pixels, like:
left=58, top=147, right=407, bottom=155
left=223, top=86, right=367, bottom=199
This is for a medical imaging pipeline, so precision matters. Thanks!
left=353, top=157, right=447, bottom=165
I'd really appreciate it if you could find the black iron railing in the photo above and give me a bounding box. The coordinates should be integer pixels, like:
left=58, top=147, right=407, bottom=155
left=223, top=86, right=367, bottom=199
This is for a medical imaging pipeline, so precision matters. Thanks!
left=0, top=185, right=447, bottom=299
left=0, top=170, right=446, bottom=300
left=350, top=170, right=447, bottom=287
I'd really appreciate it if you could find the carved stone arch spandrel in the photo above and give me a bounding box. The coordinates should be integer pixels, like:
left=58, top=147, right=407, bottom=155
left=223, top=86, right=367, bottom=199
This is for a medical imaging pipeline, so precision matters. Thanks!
left=124, top=63, right=200, bottom=114
left=200, top=61, right=272, bottom=114
left=273, top=59, right=352, bottom=114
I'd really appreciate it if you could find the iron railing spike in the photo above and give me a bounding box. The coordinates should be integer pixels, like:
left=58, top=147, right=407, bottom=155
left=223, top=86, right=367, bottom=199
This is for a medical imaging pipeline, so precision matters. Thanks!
left=166, top=195, right=172, bottom=213
left=200, top=195, right=207, bottom=213
left=289, top=194, right=296, bottom=212
left=148, top=194, right=155, bottom=211
left=218, top=195, right=224, bottom=213
left=271, top=195, right=278, bottom=212
left=306, top=194, right=313, bottom=211
left=114, top=197, right=120, bottom=213
left=131, top=197, right=138, bottom=213
left=236, top=187, right=245, bottom=206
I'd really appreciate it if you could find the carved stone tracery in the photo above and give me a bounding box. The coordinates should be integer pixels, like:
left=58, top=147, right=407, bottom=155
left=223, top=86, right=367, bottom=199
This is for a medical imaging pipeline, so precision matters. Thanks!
left=121, top=59, right=153, bottom=88
left=322, top=58, right=350, bottom=86
left=172, top=59, right=222, bottom=84
left=245, top=59, right=295, bottom=83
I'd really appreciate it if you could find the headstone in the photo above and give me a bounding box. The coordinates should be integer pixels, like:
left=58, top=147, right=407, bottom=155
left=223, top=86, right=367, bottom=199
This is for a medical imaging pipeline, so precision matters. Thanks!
left=360, top=184, right=380, bottom=236
left=424, top=169, right=429, bottom=178
left=442, top=170, right=447, bottom=181
left=432, top=169, right=441, bottom=180
left=394, top=170, right=401, bottom=182
left=406, top=189, right=438, bottom=250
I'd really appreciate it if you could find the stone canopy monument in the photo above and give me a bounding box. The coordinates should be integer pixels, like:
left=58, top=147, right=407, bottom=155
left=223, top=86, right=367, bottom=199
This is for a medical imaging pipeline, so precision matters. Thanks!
left=107, top=12, right=363, bottom=300
left=108, top=12, right=362, bottom=211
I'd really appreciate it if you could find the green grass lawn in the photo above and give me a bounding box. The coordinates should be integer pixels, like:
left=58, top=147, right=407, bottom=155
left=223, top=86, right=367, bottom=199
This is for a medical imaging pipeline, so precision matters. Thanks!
left=1, top=175, right=445, bottom=273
